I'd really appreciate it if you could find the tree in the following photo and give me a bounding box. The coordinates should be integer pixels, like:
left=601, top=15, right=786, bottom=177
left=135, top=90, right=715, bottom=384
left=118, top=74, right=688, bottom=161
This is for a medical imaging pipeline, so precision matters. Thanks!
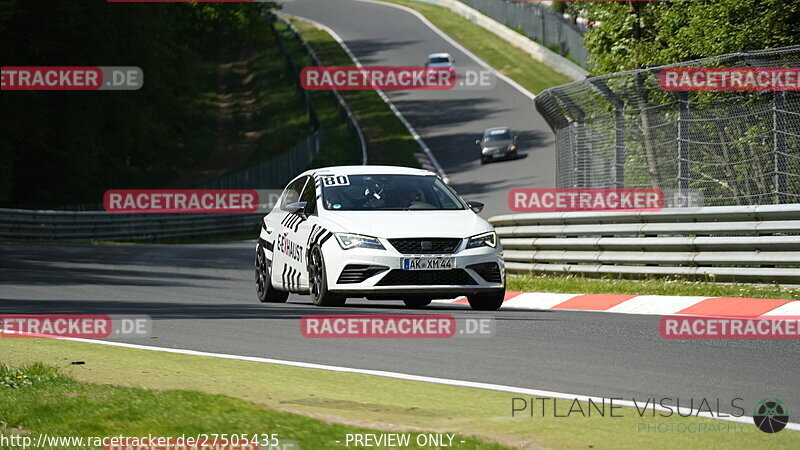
left=572, top=0, right=800, bottom=74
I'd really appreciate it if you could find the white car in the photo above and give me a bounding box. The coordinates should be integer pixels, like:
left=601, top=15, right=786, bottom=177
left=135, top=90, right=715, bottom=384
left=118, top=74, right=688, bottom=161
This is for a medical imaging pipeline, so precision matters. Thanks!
left=425, top=53, right=454, bottom=69
left=255, top=166, right=505, bottom=310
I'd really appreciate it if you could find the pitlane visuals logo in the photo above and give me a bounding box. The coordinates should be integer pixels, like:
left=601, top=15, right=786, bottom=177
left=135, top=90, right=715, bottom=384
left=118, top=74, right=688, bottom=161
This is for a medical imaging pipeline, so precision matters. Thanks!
left=753, top=398, right=789, bottom=433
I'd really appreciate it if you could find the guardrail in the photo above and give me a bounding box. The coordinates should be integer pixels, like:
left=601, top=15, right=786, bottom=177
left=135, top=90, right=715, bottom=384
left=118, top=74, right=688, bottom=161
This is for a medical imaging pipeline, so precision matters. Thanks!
left=0, top=208, right=263, bottom=242
left=489, top=204, right=800, bottom=283
left=409, top=0, right=588, bottom=79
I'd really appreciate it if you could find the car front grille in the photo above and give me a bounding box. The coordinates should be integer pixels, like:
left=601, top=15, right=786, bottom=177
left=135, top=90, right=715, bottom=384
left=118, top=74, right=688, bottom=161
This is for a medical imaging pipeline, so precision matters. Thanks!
left=376, top=269, right=477, bottom=286
left=337, top=264, right=389, bottom=284
left=388, top=238, right=462, bottom=254
left=467, top=262, right=502, bottom=283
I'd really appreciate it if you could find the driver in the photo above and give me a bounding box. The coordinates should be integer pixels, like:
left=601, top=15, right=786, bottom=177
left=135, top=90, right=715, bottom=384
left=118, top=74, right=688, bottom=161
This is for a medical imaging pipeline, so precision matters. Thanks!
left=386, top=183, right=420, bottom=208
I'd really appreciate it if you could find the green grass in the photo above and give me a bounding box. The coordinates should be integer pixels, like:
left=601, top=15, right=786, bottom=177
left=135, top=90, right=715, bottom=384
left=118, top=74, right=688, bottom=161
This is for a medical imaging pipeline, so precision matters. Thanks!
left=2, top=338, right=798, bottom=449
left=380, top=0, right=573, bottom=94
left=508, top=274, right=800, bottom=299
left=0, top=363, right=502, bottom=450
left=273, top=20, right=365, bottom=168
left=287, top=17, right=422, bottom=167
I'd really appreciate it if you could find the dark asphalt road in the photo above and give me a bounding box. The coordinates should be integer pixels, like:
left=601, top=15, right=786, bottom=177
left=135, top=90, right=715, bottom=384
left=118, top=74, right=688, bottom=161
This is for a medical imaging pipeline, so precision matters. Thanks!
left=2, top=242, right=799, bottom=417
left=284, top=0, right=556, bottom=217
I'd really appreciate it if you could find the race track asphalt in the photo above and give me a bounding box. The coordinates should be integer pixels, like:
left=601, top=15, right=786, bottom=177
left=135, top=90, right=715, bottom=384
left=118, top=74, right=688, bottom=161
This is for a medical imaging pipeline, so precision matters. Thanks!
left=2, top=241, right=798, bottom=418
left=284, top=0, right=556, bottom=218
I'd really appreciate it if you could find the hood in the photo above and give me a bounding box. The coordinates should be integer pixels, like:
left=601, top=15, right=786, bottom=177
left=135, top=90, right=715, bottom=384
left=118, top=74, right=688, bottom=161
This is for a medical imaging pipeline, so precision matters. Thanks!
left=482, top=139, right=512, bottom=149
left=319, top=210, right=491, bottom=238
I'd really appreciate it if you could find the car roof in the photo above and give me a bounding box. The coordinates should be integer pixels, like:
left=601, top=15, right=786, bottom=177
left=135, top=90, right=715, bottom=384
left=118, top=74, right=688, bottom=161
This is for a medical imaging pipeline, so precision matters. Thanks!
left=427, top=53, right=452, bottom=59
left=296, top=165, right=437, bottom=179
left=483, top=127, right=510, bottom=135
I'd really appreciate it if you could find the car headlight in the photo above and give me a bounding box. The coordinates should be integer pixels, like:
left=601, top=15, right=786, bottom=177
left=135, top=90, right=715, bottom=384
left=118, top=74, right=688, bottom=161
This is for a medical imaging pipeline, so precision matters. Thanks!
left=334, top=233, right=385, bottom=250
left=466, top=231, right=497, bottom=249
left=509, top=144, right=517, bottom=151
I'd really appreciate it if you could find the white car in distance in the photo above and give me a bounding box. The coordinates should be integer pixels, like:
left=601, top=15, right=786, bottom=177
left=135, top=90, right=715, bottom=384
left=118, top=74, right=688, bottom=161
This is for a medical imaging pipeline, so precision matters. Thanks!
left=425, top=52, right=455, bottom=69
left=255, top=166, right=505, bottom=310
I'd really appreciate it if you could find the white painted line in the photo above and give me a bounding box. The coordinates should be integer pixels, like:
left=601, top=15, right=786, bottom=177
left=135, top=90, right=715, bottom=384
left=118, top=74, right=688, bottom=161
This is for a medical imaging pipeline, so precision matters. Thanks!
left=355, top=0, right=536, bottom=101
left=9, top=330, right=797, bottom=431
left=606, top=295, right=712, bottom=316
left=760, top=301, right=800, bottom=316
left=285, top=12, right=450, bottom=184
left=502, top=292, right=577, bottom=310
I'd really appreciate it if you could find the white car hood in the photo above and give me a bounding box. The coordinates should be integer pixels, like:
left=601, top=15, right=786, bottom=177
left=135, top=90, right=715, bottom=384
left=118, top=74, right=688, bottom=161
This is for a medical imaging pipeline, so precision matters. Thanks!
left=320, top=210, right=491, bottom=238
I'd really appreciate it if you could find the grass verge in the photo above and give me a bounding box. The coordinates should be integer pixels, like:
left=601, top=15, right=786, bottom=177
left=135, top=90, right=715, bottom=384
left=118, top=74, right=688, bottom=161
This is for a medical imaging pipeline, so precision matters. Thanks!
left=508, top=274, right=800, bottom=300
left=0, top=363, right=501, bottom=450
left=379, top=0, right=573, bottom=94
left=287, top=17, right=422, bottom=167
left=2, top=339, right=797, bottom=449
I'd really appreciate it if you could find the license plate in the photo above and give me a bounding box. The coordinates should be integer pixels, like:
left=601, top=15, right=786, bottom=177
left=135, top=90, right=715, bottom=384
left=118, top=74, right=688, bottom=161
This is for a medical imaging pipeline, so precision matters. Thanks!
left=402, top=257, right=453, bottom=270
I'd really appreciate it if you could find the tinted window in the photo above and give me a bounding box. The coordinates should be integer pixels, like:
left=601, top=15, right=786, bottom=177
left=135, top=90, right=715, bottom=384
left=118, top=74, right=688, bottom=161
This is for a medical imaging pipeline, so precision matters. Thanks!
left=483, top=130, right=511, bottom=142
left=428, top=56, right=451, bottom=64
left=322, top=174, right=464, bottom=211
left=281, top=176, right=307, bottom=209
left=299, top=177, right=317, bottom=214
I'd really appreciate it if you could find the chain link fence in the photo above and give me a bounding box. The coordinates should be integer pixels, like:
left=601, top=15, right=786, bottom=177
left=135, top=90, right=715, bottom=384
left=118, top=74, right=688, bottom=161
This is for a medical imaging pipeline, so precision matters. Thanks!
left=456, top=0, right=588, bottom=67
left=534, top=46, right=800, bottom=206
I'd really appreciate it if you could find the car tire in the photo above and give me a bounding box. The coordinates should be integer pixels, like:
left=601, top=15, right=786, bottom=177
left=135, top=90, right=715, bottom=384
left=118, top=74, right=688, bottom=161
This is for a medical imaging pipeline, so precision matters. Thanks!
left=308, top=246, right=346, bottom=307
left=403, top=298, right=432, bottom=308
left=255, top=244, right=289, bottom=303
left=480, top=156, right=488, bottom=164
left=467, top=291, right=505, bottom=311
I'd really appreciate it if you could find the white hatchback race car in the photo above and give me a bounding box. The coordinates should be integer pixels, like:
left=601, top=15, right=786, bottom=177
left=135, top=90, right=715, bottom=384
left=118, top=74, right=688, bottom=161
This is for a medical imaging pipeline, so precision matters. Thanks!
left=255, top=166, right=505, bottom=310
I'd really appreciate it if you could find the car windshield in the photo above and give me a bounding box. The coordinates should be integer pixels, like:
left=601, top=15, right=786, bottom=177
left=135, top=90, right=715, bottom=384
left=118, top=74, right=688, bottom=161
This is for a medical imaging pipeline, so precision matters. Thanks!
left=428, top=57, right=450, bottom=64
left=321, top=174, right=464, bottom=211
left=483, top=131, right=511, bottom=142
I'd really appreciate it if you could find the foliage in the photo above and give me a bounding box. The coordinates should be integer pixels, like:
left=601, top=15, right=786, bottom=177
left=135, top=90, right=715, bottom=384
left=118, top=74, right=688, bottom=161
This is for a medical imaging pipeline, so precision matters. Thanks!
left=0, top=0, right=277, bottom=207
left=572, top=0, right=800, bottom=74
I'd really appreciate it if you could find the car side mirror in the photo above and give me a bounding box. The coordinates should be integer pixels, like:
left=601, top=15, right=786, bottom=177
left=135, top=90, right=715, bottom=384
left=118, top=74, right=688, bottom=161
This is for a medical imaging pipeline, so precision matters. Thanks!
left=513, top=136, right=518, bottom=144
left=282, top=201, right=307, bottom=215
left=475, top=139, right=481, bottom=145
left=466, top=201, right=484, bottom=214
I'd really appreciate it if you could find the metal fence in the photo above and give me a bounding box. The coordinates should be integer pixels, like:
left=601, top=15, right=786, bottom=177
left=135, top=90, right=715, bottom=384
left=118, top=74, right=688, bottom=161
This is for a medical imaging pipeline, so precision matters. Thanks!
left=490, top=203, right=800, bottom=283
left=456, top=0, right=588, bottom=67
left=534, top=46, right=800, bottom=206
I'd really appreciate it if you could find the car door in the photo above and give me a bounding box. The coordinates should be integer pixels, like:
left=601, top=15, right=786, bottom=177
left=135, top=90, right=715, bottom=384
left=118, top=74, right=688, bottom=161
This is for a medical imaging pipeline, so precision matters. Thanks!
left=292, top=177, right=321, bottom=290
left=270, top=175, right=309, bottom=293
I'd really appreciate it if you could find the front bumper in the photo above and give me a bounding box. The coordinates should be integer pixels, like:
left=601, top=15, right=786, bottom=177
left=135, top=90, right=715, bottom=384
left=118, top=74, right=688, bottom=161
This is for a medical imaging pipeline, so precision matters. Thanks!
left=482, top=147, right=513, bottom=159
left=323, top=238, right=504, bottom=298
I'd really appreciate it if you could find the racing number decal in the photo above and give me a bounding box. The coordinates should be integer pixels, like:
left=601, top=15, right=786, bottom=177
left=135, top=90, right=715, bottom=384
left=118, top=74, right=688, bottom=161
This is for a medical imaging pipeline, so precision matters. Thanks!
left=321, top=175, right=349, bottom=187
